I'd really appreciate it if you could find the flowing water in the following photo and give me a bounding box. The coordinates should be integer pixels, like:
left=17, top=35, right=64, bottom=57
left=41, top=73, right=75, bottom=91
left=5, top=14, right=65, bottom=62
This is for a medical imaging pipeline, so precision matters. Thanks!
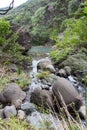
left=28, top=45, right=86, bottom=103
left=27, top=45, right=86, bottom=128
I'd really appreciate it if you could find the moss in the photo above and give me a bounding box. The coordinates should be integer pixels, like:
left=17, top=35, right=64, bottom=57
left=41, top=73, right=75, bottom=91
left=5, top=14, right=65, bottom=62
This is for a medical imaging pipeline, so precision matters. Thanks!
left=15, top=72, right=31, bottom=89
left=36, top=71, right=50, bottom=80
left=50, top=48, right=71, bottom=63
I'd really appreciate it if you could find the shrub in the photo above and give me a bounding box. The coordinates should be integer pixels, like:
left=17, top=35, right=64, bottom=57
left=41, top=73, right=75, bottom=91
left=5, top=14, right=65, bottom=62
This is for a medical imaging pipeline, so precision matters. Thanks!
left=68, top=0, right=81, bottom=15
left=0, top=118, right=35, bottom=130
left=32, top=6, right=46, bottom=26
left=0, top=18, right=32, bottom=66
left=0, top=18, right=21, bottom=54
left=50, top=2, right=87, bottom=63
left=37, top=71, right=50, bottom=79
left=0, top=19, right=11, bottom=46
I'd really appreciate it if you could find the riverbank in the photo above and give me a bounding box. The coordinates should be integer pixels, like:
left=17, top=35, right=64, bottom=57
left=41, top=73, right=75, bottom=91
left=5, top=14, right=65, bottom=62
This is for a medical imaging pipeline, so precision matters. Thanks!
left=0, top=46, right=86, bottom=130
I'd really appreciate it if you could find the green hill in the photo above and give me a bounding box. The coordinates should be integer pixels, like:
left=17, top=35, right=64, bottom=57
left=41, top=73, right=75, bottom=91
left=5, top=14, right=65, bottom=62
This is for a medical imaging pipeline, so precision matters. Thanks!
left=4, top=0, right=82, bottom=45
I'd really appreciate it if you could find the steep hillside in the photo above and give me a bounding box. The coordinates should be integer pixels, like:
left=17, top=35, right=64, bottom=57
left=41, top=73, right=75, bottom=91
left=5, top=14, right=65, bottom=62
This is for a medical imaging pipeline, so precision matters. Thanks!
left=5, top=0, right=83, bottom=44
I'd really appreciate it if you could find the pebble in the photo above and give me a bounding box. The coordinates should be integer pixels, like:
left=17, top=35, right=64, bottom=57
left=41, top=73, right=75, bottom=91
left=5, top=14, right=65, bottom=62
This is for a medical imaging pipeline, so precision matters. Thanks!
left=17, top=110, right=25, bottom=120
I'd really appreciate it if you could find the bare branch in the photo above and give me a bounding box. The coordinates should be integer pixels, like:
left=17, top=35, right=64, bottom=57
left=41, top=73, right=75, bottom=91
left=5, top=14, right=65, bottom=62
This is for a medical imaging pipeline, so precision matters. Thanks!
left=0, top=0, right=14, bottom=15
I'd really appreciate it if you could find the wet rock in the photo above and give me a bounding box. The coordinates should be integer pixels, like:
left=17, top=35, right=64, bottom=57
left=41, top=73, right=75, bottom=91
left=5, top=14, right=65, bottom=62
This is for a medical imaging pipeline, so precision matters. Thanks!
left=30, top=88, right=53, bottom=109
left=58, top=69, right=67, bottom=77
left=78, top=106, right=86, bottom=120
left=4, top=105, right=17, bottom=118
left=21, top=102, right=36, bottom=114
left=17, top=110, right=25, bottom=120
left=41, top=79, right=48, bottom=85
left=52, top=77, right=83, bottom=110
left=3, top=83, right=26, bottom=108
left=37, top=60, right=55, bottom=73
left=0, top=109, right=4, bottom=119
left=41, top=84, right=50, bottom=90
left=68, top=75, right=77, bottom=83
left=27, top=111, right=62, bottom=130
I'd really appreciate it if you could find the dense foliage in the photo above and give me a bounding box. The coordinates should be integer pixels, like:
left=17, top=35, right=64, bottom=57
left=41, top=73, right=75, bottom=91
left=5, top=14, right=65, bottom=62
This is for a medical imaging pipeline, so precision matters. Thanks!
left=50, top=2, right=87, bottom=63
left=0, top=19, right=20, bottom=52
left=5, top=0, right=78, bottom=45
left=0, top=19, right=31, bottom=66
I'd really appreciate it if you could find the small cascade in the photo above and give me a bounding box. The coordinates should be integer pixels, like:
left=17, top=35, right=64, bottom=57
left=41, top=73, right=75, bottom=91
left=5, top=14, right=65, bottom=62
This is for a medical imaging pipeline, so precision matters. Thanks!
left=26, top=46, right=86, bottom=128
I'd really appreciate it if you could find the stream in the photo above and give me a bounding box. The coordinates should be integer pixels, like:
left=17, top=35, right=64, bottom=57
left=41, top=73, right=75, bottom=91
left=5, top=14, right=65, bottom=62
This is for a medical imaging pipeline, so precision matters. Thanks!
left=25, top=46, right=86, bottom=129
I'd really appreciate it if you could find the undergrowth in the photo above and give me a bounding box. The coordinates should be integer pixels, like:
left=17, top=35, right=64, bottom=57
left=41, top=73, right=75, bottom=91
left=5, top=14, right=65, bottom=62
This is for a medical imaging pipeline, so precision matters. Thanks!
left=0, top=65, right=31, bottom=91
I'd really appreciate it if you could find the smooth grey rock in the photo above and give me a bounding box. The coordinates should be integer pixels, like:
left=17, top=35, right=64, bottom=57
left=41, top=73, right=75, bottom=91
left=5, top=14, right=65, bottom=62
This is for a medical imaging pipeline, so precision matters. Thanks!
left=17, top=110, right=25, bottom=120
left=37, top=60, right=55, bottom=73
left=42, top=79, right=48, bottom=85
left=27, top=111, right=62, bottom=130
left=4, top=105, right=17, bottom=118
left=52, top=77, right=83, bottom=110
left=3, top=83, right=26, bottom=108
left=21, top=102, right=36, bottom=114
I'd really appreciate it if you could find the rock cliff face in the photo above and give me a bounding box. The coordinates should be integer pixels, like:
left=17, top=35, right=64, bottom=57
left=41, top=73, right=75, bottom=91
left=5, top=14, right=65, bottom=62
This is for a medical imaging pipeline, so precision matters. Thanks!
left=11, top=23, right=32, bottom=54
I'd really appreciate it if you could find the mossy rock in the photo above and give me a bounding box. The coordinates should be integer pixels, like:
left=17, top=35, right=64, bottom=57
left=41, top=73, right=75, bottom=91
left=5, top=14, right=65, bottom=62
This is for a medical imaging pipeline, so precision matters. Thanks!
left=59, top=51, right=87, bottom=80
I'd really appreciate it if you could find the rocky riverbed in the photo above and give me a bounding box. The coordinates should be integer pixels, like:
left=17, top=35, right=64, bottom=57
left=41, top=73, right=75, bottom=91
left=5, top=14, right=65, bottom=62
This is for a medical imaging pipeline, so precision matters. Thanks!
left=0, top=46, right=86, bottom=130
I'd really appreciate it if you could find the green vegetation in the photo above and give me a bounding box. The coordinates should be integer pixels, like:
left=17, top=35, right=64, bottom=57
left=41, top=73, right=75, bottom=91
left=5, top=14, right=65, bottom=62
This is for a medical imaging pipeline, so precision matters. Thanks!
left=0, top=18, right=31, bottom=67
left=82, top=75, right=87, bottom=86
left=0, top=0, right=86, bottom=130
left=50, top=2, right=87, bottom=63
left=0, top=65, right=31, bottom=91
left=36, top=71, right=50, bottom=79
left=0, top=19, right=19, bottom=52
left=0, top=19, right=11, bottom=45
left=0, top=118, right=35, bottom=130
left=16, top=71, right=31, bottom=89
left=5, top=0, right=74, bottom=45
left=68, top=0, right=81, bottom=15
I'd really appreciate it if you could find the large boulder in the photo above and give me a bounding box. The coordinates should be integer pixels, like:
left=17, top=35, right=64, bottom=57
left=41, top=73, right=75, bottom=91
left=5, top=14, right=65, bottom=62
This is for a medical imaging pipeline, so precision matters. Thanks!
left=52, top=77, right=82, bottom=110
left=30, top=88, right=53, bottom=109
left=37, top=60, right=55, bottom=73
left=0, top=83, right=26, bottom=108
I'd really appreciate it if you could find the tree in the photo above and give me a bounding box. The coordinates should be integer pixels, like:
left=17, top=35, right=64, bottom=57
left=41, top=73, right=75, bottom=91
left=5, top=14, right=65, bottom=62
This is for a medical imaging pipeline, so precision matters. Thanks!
left=0, top=0, right=14, bottom=15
